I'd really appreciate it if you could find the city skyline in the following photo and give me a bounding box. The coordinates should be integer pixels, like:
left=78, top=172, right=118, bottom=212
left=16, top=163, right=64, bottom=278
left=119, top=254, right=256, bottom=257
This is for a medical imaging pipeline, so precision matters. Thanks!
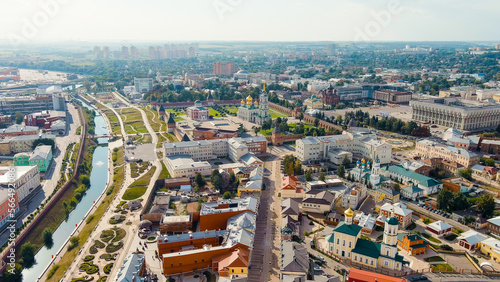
left=0, top=0, right=499, bottom=44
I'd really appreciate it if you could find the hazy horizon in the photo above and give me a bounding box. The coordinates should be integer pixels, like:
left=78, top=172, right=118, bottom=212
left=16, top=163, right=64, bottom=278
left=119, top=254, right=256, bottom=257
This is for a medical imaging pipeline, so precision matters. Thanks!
left=1, top=0, right=499, bottom=45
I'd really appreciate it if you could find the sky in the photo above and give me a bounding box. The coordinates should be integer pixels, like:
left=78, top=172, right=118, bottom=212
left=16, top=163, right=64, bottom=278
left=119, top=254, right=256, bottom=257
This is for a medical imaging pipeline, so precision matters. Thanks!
left=1, top=0, right=499, bottom=44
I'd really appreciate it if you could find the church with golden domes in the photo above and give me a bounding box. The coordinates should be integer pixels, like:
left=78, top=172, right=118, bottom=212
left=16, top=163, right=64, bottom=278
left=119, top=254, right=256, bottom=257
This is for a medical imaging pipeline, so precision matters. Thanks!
left=237, top=88, right=270, bottom=125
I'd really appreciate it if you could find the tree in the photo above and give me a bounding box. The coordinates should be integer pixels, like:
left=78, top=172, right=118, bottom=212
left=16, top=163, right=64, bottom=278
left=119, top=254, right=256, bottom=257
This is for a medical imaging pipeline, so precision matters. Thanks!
left=462, top=215, right=477, bottom=226
left=319, top=172, right=326, bottom=181
left=80, top=175, right=90, bottom=187
left=477, top=194, right=495, bottom=218
left=195, top=173, right=206, bottom=187
left=342, top=156, right=351, bottom=168
left=285, top=162, right=294, bottom=176
left=211, top=169, right=224, bottom=191
left=32, top=138, right=56, bottom=150
left=305, top=170, right=312, bottom=181
left=20, top=242, right=36, bottom=268
left=337, top=164, right=345, bottom=179
left=314, top=118, right=320, bottom=127
left=42, top=228, right=53, bottom=248
left=229, top=171, right=236, bottom=186
left=223, top=191, right=232, bottom=199
left=2, top=263, right=23, bottom=282
left=436, top=189, right=453, bottom=212
left=458, top=168, right=473, bottom=181
left=451, top=192, right=470, bottom=211
left=393, top=183, right=401, bottom=192
left=15, top=112, right=24, bottom=124
left=481, top=157, right=495, bottom=167
left=294, top=159, right=302, bottom=175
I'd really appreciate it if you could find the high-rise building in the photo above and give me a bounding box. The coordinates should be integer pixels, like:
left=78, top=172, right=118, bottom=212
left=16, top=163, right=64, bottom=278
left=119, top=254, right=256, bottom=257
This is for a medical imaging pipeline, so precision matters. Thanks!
left=213, top=62, right=237, bottom=76
left=121, top=46, right=129, bottom=59
left=102, top=46, right=110, bottom=59
left=327, top=43, right=336, bottom=55
left=496, top=44, right=500, bottom=50
left=130, top=46, right=138, bottom=59
left=92, top=46, right=101, bottom=60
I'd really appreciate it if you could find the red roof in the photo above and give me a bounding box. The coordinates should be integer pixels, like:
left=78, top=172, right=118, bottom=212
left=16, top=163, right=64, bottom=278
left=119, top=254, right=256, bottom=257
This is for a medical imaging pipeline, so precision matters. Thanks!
left=282, top=176, right=300, bottom=190
left=348, top=268, right=405, bottom=282
left=485, top=166, right=498, bottom=175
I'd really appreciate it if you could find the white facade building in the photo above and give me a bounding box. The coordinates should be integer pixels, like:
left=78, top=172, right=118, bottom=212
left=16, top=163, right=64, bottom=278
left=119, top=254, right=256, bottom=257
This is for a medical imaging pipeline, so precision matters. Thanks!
left=296, top=129, right=392, bottom=164
left=0, top=165, right=40, bottom=202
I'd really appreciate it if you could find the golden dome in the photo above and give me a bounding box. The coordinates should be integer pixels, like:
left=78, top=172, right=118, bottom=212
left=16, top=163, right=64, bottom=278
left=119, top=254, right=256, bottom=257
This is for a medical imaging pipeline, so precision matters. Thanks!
left=344, top=207, right=354, bottom=218
left=246, top=95, right=253, bottom=102
left=254, top=101, right=258, bottom=106
left=241, top=100, right=245, bottom=105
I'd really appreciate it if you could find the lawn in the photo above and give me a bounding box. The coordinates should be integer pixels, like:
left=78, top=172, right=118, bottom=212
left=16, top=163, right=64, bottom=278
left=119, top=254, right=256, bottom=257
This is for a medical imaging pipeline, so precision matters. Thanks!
left=224, top=106, right=239, bottom=114
left=129, top=166, right=157, bottom=187
left=425, top=256, right=445, bottom=262
left=259, top=129, right=273, bottom=136
left=209, top=107, right=223, bottom=117
left=159, top=162, right=171, bottom=179
left=431, top=264, right=453, bottom=272
left=122, top=186, right=148, bottom=200
left=269, top=108, right=290, bottom=118
left=422, top=233, right=442, bottom=244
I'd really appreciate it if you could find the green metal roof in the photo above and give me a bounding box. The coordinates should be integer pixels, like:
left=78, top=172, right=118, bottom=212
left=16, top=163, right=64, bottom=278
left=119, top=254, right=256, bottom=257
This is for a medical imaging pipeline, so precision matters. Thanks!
left=334, top=222, right=362, bottom=237
left=351, top=239, right=381, bottom=259
left=386, top=217, right=399, bottom=225
left=387, top=165, right=442, bottom=187
left=326, top=233, right=335, bottom=243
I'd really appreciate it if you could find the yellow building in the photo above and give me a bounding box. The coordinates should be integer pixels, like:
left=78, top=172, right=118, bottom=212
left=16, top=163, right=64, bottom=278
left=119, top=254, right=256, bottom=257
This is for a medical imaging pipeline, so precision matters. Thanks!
left=237, top=180, right=262, bottom=196
left=479, top=238, right=500, bottom=262
left=324, top=208, right=406, bottom=270
left=0, top=138, right=12, bottom=155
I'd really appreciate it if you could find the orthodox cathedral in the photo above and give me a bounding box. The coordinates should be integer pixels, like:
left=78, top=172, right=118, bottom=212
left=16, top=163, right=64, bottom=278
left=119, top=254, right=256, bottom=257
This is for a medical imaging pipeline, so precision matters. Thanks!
left=237, top=87, right=270, bottom=125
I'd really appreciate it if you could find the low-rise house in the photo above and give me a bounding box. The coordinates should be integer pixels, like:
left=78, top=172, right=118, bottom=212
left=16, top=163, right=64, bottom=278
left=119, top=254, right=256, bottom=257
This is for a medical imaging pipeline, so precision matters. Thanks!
left=353, top=212, right=376, bottom=235
left=238, top=180, right=262, bottom=197
left=281, top=216, right=300, bottom=241
left=347, top=268, right=406, bottom=282
left=457, top=230, right=488, bottom=251
left=426, top=221, right=452, bottom=237
left=487, top=216, right=500, bottom=236
left=379, top=202, right=413, bottom=228
left=479, top=238, right=500, bottom=262
left=471, top=164, right=498, bottom=180
left=240, top=153, right=263, bottom=168
left=397, top=233, right=429, bottom=255
left=302, top=190, right=335, bottom=214
left=281, top=176, right=304, bottom=199
left=373, top=187, right=400, bottom=204
left=442, top=176, right=473, bottom=194
left=401, top=185, right=424, bottom=201
left=452, top=206, right=488, bottom=230
left=282, top=198, right=300, bottom=221
left=325, top=212, right=342, bottom=226
left=14, top=145, right=53, bottom=172
left=280, top=241, right=309, bottom=281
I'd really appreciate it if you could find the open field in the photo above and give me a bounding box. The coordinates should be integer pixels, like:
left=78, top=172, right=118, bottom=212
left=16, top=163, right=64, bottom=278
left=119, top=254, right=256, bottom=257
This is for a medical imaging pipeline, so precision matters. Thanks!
left=269, top=108, right=290, bottom=118
left=119, top=108, right=148, bottom=134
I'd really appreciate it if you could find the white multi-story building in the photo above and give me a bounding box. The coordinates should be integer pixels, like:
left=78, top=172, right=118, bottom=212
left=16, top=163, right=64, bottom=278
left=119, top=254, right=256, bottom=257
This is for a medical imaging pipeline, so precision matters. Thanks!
left=296, top=129, right=392, bottom=164
left=415, top=139, right=480, bottom=168
left=164, top=155, right=212, bottom=178
left=410, top=98, right=500, bottom=131
left=134, top=77, right=153, bottom=93
left=0, top=165, right=40, bottom=202
left=163, top=137, right=266, bottom=177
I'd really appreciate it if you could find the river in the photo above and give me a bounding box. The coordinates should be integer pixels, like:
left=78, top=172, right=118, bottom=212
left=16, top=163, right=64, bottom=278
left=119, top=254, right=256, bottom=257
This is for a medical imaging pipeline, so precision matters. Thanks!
left=22, top=99, right=110, bottom=281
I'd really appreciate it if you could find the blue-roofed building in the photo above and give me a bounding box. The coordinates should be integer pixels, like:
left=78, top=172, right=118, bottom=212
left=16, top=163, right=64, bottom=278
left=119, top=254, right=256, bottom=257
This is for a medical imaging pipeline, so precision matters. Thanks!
left=381, top=165, right=443, bottom=195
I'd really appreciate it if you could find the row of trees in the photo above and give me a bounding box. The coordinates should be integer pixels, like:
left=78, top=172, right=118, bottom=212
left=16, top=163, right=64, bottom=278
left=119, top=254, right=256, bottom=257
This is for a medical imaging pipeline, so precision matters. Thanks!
left=437, top=188, right=496, bottom=218
left=283, top=155, right=303, bottom=176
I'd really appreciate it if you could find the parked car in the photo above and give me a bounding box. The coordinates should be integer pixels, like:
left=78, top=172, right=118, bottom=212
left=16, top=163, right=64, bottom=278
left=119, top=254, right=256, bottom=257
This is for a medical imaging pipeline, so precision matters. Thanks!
left=313, top=265, right=322, bottom=271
